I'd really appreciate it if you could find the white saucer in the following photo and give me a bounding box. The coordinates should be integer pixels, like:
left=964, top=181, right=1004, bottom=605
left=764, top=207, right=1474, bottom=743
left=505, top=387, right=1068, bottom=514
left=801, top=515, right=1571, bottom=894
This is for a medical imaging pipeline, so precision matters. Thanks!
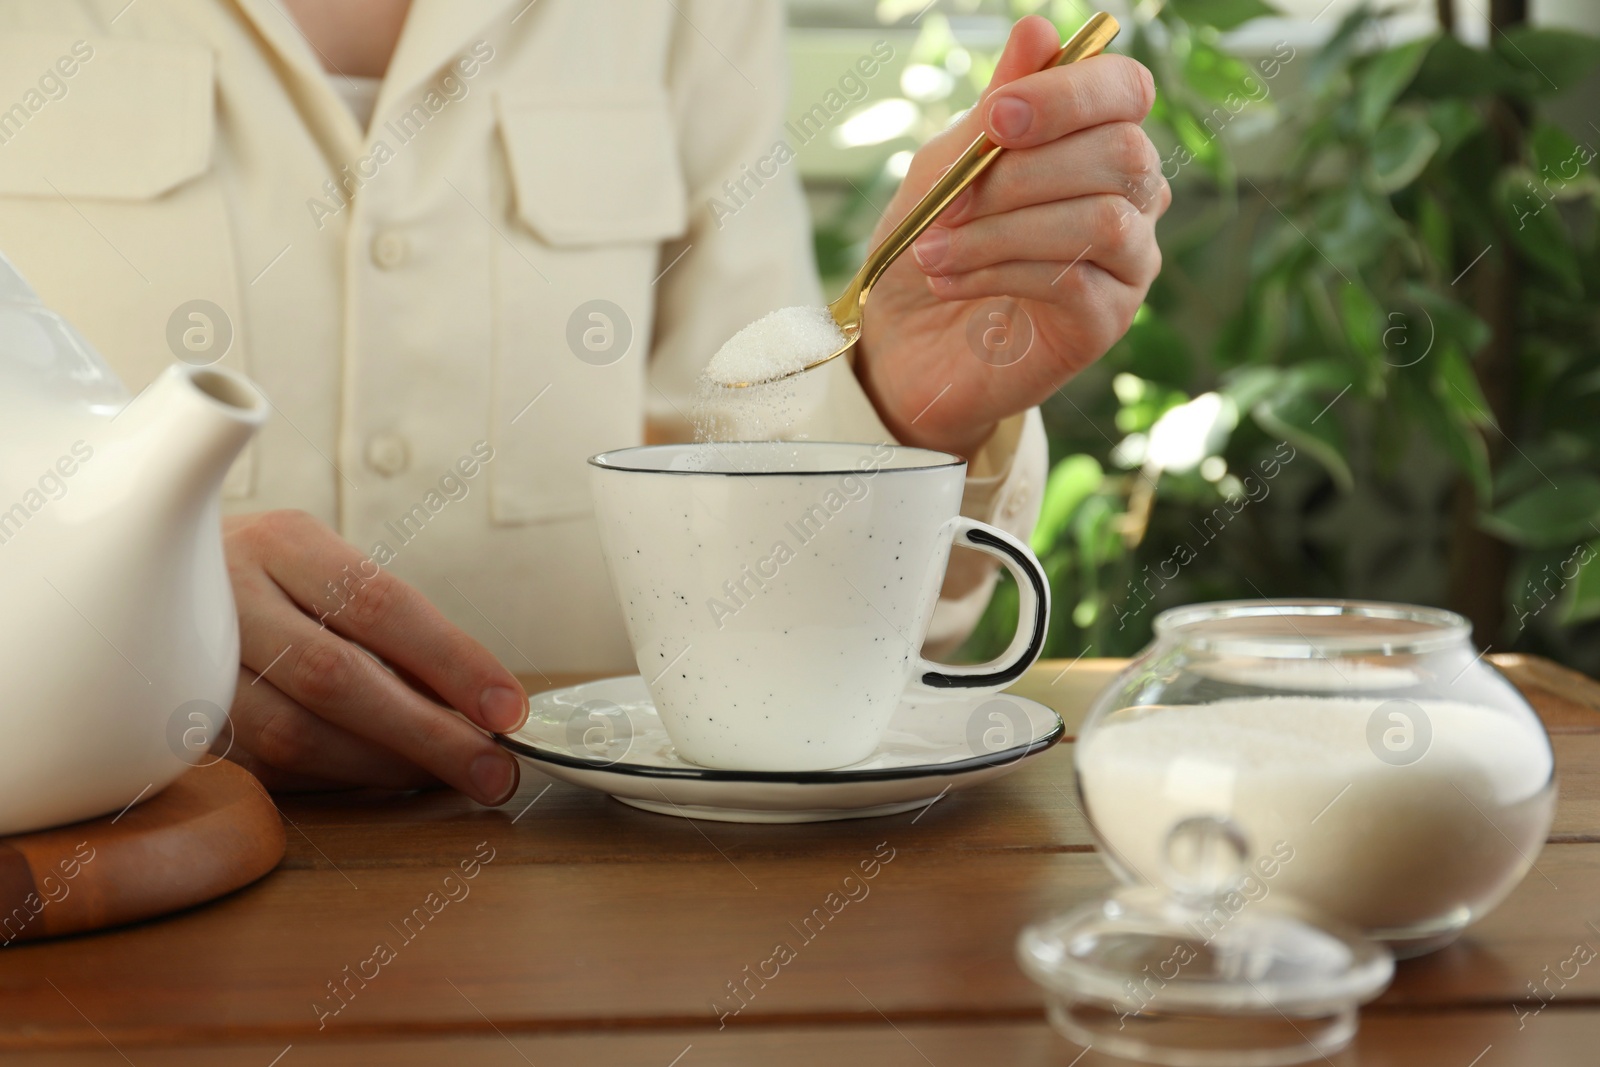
left=495, top=675, right=1064, bottom=823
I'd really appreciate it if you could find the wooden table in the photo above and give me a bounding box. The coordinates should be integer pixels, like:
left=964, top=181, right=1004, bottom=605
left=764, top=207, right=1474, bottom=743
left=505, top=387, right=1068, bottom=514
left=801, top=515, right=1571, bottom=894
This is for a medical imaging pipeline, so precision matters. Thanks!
left=4, top=655, right=1599, bottom=1065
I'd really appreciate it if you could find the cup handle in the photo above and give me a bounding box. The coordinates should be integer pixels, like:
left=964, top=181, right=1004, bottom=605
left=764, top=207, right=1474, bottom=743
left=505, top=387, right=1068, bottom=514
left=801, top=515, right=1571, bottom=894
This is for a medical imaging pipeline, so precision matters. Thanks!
left=911, top=516, right=1051, bottom=694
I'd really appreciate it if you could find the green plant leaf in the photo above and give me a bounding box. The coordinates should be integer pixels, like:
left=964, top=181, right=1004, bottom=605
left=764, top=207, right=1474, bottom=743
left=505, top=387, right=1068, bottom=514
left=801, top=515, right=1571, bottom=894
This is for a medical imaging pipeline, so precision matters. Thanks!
left=1337, top=279, right=1384, bottom=361
left=1526, top=121, right=1600, bottom=200
left=1491, top=441, right=1577, bottom=504
left=1371, top=110, right=1441, bottom=193
left=1423, top=98, right=1483, bottom=160
left=1213, top=309, right=1254, bottom=370
left=1498, top=169, right=1584, bottom=294
left=1374, top=304, right=1429, bottom=372
left=1182, top=35, right=1264, bottom=104
left=1495, top=27, right=1600, bottom=98
left=1220, top=366, right=1284, bottom=411
left=1529, top=122, right=1580, bottom=177
left=1216, top=277, right=1289, bottom=367
left=1405, top=284, right=1491, bottom=358
left=1074, top=492, right=1123, bottom=567
left=1483, top=478, right=1600, bottom=548
left=1440, top=126, right=1506, bottom=247
left=1124, top=310, right=1196, bottom=387
left=1250, top=366, right=1357, bottom=492
left=1416, top=189, right=1452, bottom=266
left=1162, top=97, right=1228, bottom=178
left=1410, top=34, right=1530, bottom=99
left=1166, top=0, right=1276, bottom=32
left=1302, top=275, right=1349, bottom=362
left=1433, top=343, right=1495, bottom=429
left=1032, top=454, right=1104, bottom=556
left=1313, top=183, right=1403, bottom=268
left=1357, top=36, right=1434, bottom=132
left=1293, top=360, right=1360, bottom=393
left=1566, top=542, right=1600, bottom=624
left=1308, top=8, right=1372, bottom=94
left=1389, top=366, right=1492, bottom=499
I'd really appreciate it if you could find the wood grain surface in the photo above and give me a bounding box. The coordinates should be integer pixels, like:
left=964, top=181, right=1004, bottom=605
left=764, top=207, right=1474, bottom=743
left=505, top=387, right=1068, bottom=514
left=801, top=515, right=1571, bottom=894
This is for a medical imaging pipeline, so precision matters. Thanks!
left=2, top=1014, right=1596, bottom=1067
left=1, top=657, right=1596, bottom=1067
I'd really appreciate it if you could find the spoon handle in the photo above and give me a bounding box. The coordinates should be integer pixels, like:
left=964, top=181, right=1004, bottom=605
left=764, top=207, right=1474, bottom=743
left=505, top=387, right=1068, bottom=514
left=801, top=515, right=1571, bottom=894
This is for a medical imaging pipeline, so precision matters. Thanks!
left=837, top=12, right=1121, bottom=314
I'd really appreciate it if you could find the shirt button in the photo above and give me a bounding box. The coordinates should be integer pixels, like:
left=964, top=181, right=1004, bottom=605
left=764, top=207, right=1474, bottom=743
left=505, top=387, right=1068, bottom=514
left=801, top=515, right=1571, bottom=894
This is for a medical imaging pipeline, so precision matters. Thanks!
left=370, top=229, right=410, bottom=270
left=366, top=433, right=410, bottom=476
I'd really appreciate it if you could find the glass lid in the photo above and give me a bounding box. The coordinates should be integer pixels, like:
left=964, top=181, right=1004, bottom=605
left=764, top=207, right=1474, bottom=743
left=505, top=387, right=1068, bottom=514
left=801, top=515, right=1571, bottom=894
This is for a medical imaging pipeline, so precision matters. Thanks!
left=1017, top=816, right=1394, bottom=1066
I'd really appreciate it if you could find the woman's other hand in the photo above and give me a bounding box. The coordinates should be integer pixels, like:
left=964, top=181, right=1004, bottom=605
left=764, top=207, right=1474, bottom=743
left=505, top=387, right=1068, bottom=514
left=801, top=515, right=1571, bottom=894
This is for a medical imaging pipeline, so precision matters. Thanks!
left=220, top=510, right=525, bottom=805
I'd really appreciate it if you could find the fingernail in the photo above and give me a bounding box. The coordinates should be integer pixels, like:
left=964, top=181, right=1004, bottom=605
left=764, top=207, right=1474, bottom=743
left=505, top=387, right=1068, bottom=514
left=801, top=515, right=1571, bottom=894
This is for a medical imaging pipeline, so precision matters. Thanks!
left=480, top=685, right=527, bottom=732
left=988, top=95, right=1033, bottom=141
left=471, top=752, right=519, bottom=805
left=944, top=188, right=974, bottom=221
left=913, top=227, right=949, bottom=271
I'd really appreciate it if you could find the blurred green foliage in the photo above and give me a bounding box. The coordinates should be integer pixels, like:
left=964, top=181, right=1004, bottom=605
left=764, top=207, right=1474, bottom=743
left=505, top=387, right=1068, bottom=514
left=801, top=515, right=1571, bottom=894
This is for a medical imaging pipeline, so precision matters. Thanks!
left=814, top=0, right=1600, bottom=666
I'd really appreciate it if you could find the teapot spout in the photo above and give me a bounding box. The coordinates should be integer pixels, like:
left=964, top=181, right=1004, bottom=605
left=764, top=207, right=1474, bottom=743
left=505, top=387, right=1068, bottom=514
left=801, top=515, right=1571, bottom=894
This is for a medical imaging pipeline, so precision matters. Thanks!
left=109, top=364, right=268, bottom=516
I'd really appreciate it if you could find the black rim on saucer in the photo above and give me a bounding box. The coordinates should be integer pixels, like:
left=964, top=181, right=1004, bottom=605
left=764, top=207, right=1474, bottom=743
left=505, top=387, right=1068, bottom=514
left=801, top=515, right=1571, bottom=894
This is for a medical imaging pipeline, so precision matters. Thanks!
left=588, top=440, right=965, bottom=477
left=494, top=708, right=1065, bottom=784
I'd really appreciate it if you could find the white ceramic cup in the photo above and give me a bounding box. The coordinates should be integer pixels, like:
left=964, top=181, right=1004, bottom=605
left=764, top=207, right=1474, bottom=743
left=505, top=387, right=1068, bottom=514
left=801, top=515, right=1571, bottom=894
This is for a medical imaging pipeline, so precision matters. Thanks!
left=589, top=441, right=1050, bottom=771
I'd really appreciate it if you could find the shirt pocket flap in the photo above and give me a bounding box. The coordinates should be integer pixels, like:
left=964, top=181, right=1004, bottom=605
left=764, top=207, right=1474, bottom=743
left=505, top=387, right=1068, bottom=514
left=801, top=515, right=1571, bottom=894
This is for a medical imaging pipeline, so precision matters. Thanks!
left=496, top=89, right=688, bottom=247
left=0, top=35, right=213, bottom=200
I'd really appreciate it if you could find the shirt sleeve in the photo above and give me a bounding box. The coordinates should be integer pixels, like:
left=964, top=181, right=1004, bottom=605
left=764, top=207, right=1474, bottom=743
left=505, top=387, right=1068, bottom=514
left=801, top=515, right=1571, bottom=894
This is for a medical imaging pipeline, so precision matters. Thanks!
left=649, top=0, right=1046, bottom=653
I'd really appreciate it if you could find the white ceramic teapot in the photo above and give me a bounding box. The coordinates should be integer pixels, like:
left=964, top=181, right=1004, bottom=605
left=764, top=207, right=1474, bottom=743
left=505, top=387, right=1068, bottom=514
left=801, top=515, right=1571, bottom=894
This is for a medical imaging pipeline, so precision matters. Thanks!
left=0, top=253, right=265, bottom=835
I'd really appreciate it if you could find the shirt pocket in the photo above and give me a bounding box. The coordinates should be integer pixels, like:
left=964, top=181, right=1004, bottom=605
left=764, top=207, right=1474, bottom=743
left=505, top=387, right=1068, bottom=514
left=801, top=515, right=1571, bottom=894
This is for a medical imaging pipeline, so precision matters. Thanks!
left=0, top=33, right=254, bottom=498
left=487, top=87, right=688, bottom=525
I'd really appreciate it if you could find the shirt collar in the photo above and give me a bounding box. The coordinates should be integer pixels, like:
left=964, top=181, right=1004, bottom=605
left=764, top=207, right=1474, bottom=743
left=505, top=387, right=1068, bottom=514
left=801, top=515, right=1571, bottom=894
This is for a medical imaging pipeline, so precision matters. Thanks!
left=229, top=0, right=521, bottom=150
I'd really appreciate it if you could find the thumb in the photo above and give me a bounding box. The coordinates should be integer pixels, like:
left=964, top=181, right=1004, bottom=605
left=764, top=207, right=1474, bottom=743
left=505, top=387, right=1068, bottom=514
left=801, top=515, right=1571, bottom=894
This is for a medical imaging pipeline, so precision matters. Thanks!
left=980, top=15, right=1063, bottom=108
left=939, top=16, right=1061, bottom=154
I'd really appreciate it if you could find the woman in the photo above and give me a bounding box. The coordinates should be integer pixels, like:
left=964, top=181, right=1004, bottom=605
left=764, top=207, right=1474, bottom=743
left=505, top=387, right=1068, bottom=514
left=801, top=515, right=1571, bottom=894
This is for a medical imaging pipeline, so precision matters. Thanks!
left=0, top=0, right=1167, bottom=805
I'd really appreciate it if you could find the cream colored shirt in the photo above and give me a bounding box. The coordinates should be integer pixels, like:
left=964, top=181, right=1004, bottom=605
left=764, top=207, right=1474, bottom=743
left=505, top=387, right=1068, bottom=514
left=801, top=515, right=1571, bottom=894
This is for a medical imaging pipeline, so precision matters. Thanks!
left=328, top=74, right=382, bottom=132
left=0, top=0, right=1046, bottom=674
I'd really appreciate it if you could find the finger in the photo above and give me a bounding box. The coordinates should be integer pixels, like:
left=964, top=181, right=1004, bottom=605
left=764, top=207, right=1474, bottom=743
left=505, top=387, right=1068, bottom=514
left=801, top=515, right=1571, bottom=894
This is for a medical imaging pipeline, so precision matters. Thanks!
left=238, top=587, right=522, bottom=806
left=389, top=661, right=447, bottom=706
left=230, top=668, right=441, bottom=790
left=937, top=16, right=1062, bottom=152
left=982, top=53, right=1156, bottom=149
left=882, top=17, right=1061, bottom=218
left=929, top=261, right=1145, bottom=358
left=252, top=511, right=527, bottom=733
left=983, top=14, right=1064, bottom=100
left=226, top=747, right=356, bottom=793
left=882, top=30, right=1154, bottom=248
left=931, top=257, right=1119, bottom=304
left=939, top=122, right=1168, bottom=225
left=916, top=196, right=1161, bottom=288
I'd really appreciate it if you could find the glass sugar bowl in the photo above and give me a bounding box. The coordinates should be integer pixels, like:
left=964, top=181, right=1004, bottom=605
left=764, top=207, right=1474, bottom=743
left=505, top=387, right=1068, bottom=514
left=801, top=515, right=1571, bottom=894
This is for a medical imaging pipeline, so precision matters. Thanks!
left=1019, top=599, right=1556, bottom=1066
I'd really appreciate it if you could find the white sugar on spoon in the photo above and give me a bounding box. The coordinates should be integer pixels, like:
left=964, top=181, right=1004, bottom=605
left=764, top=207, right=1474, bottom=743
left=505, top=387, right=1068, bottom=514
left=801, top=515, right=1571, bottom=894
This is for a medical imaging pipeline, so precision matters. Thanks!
left=701, top=306, right=848, bottom=389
